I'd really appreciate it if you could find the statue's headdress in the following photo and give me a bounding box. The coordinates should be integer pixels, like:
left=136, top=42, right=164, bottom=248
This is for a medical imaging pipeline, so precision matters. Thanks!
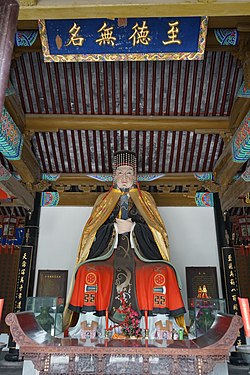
left=112, top=150, right=137, bottom=184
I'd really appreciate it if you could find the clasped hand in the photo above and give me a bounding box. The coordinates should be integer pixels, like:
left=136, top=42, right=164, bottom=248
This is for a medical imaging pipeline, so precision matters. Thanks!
left=115, top=218, right=133, bottom=234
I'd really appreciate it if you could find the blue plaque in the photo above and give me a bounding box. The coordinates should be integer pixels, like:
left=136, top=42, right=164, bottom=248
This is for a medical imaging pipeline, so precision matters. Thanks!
left=39, top=17, right=207, bottom=62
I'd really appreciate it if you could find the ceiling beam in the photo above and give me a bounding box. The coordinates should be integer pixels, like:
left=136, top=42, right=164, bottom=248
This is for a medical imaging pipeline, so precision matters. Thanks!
left=17, top=16, right=250, bottom=30
left=18, top=0, right=250, bottom=20
left=25, top=114, right=230, bottom=133
left=57, top=191, right=197, bottom=207
left=220, top=178, right=249, bottom=212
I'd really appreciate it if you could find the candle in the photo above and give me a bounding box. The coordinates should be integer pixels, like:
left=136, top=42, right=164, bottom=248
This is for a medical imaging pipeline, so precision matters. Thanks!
left=145, top=310, right=148, bottom=330
left=238, top=297, right=250, bottom=337
left=105, top=309, right=109, bottom=330
left=0, top=299, right=4, bottom=321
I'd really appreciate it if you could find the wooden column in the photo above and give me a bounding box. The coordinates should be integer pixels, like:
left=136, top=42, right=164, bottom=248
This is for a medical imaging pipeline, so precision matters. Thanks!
left=25, top=193, right=41, bottom=297
left=6, top=193, right=41, bottom=361
left=213, top=193, right=228, bottom=300
left=0, top=0, right=19, bottom=113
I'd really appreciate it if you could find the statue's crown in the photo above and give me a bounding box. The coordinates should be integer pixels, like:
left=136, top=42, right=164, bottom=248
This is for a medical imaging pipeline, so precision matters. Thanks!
left=113, top=150, right=137, bottom=171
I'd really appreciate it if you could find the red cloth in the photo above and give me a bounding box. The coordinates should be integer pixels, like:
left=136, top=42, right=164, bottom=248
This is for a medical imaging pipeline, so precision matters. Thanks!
left=70, top=260, right=114, bottom=313
left=136, top=259, right=185, bottom=314
left=70, top=257, right=185, bottom=316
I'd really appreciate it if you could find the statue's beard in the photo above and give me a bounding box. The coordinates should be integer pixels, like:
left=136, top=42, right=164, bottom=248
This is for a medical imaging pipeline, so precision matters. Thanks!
left=114, top=183, right=135, bottom=192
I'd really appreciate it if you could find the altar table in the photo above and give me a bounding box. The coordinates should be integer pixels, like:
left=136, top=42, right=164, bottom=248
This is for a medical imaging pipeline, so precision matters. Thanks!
left=6, top=311, right=243, bottom=375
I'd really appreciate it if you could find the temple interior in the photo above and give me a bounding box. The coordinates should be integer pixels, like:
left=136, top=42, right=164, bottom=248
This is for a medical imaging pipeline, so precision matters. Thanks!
left=0, top=1, right=249, bottom=374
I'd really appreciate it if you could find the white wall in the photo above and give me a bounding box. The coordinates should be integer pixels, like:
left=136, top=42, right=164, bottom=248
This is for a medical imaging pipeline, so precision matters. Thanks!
left=34, top=207, right=92, bottom=295
left=35, top=206, right=222, bottom=313
left=159, top=207, right=222, bottom=309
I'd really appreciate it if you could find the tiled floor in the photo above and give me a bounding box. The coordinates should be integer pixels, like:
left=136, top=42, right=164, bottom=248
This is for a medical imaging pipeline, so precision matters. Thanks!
left=0, top=351, right=249, bottom=374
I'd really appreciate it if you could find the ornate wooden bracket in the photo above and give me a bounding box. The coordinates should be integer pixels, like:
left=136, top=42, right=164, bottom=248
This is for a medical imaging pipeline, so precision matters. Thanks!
left=232, top=24, right=250, bottom=89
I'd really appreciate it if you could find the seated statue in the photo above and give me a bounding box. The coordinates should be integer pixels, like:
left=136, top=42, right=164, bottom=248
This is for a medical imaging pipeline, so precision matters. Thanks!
left=63, top=150, right=186, bottom=332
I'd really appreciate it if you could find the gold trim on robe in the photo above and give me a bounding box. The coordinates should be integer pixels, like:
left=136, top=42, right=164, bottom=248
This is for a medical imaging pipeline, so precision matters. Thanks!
left=63, top=187, right=171, bottom=329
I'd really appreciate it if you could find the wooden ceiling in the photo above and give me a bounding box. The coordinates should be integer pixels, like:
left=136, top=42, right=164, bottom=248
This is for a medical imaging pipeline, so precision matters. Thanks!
left=1, top=9, right=250, bottom=214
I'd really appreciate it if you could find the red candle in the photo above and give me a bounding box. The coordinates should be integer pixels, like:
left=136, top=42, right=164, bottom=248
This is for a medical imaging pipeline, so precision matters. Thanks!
left=105, top=309, right=109, bottom=330
left=0, top=299, right=4, bottom=321
left=238, top=297, right=250, bottom=337
left=145, top=310, right=148, bottom=330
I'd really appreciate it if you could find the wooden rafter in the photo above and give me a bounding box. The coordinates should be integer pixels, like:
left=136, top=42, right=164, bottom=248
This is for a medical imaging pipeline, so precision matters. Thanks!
left=25, top=114, right=230, bottom=133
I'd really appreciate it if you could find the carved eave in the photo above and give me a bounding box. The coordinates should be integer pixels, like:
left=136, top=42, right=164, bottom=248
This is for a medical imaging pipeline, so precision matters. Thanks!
left=10, top=139, right=41, bottom=184
left=220, top=178, right=250, bottom=212
left=0, top=174, right=34, bottom=210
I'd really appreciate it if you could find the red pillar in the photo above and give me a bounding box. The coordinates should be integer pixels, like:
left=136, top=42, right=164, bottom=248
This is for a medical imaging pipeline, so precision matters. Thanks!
left=0, top=0, right=19, bottom=113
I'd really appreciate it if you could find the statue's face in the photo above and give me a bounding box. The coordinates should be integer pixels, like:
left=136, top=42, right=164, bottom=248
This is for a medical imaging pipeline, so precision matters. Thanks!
left=115, top=165, right=135, bottom=190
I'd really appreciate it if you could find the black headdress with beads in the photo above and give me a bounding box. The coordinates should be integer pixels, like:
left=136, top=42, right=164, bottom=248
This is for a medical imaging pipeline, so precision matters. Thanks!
left=112, top=150, right=137, bottom=184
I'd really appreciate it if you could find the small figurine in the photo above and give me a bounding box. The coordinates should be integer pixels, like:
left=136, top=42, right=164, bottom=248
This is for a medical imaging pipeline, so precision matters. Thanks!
left=155, top=320, right=173, bottom=340
left=197, top=286, right=203, bottom=298
left=201, top=285, right=209, bottom=299
left=80, top=320, right=98, bottom=339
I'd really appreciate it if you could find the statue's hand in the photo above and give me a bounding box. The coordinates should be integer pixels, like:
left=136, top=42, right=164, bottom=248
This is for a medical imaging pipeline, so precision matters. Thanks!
left=116, top=218, right=133, bottom=234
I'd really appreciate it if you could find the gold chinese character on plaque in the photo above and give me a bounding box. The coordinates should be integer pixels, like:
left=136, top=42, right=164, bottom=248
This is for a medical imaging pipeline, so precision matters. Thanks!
left=66, top=22, right=85, bottom=47
left=129, top=21, right=151, bottom=46
left=96, top=22, right=116, bottom=46
left=163, top=21, right=181, bottom=45
left=233, top=303, right=238, bottom=311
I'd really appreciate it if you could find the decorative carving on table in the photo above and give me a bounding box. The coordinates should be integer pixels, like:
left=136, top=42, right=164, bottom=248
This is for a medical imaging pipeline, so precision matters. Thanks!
left=6, top=312, right=243, bottom=375
left=5, top=312, right=39, bottom=345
